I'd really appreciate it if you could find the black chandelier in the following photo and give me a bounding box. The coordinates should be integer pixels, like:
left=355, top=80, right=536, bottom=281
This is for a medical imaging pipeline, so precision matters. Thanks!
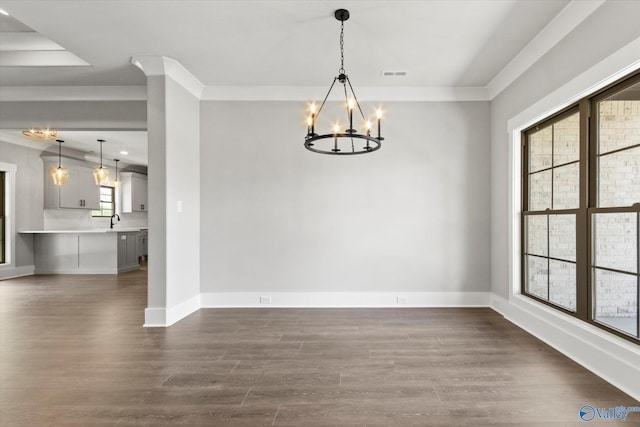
left=304, top=9, right=385, bottom=155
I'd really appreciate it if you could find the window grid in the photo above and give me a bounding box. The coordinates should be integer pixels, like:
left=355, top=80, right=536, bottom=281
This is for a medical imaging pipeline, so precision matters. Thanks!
left=523, top=107, right=580, bottom=314
left=92, top=186, right=115, bottom=218
left=522, top=71, right=640, bottom=343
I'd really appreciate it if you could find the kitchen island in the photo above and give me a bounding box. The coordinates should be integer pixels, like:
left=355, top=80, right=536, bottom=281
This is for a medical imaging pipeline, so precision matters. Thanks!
left=19, top=229, right=145, bottom=274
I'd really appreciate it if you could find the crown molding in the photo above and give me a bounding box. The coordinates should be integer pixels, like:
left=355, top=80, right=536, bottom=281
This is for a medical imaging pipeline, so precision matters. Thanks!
left=131, top=55, right=204, bottom=99
left=200, top=85, right=490, bottom=101
left=0, top=84, right=489, bottom=102
left=487, top=0, right=606, bottom=99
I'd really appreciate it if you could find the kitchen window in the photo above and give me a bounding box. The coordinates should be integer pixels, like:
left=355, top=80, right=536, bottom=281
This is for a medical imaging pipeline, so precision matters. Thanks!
left=92, top=186, right=115, bottom=217
left=522, top=71, right=640, bottom=342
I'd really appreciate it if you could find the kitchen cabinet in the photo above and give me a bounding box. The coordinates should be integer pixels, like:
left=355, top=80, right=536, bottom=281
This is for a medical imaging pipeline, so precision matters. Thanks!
left=121, top=172, right=148, bottom=212
left=137, top=229, right=148, bottom=260
left=117, top=232, right=139, bottom=271
left=21, top=229, right=142, bottom=274
left=44, top=162, right=100, bottom=210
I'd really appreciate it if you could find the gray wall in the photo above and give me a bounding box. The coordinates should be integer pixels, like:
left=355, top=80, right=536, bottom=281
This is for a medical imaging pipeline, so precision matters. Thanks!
left=490, top=0, right=640, bottom=298
left=200, top=101, right=491, bottom=294
left=0, top=141, right=44, bottom=268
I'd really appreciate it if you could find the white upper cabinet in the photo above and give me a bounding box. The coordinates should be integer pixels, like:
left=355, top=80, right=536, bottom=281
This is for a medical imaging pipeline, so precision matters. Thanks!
left=44, top=162, right=100, bottom=210
left=121, top=172, right=148, bottom=212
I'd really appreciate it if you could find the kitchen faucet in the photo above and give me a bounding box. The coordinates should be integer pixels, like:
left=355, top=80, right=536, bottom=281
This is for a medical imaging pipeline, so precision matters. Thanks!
left=110, top=213, right=120, bottom=229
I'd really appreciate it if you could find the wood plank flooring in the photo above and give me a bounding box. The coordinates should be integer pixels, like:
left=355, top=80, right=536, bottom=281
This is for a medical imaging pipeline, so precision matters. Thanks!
left=1, top=268, right=638, bottom=426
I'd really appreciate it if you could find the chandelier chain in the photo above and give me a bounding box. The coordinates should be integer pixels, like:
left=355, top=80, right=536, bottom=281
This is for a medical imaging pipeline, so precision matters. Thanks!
left=339, top=20, right=345, bottom=74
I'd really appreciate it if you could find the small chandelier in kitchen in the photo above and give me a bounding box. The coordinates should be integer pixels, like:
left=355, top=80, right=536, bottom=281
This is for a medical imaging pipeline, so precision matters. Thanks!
left=50, top=139, right=69, bottom=186
left=304, top=9, right=385, bottom=155
left=93, top=139, right=110, bottom=185
left=22, top=128, right=57, bottom=140
left=112, top=159, right=120, bottom=187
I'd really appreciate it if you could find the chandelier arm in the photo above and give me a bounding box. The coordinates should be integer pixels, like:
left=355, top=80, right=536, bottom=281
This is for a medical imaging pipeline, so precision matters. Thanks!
left=346, top=76, right=367, bottom=122
left=315, top=77, right=338, bottom=119
left=342, top=82, right=351, bottom=126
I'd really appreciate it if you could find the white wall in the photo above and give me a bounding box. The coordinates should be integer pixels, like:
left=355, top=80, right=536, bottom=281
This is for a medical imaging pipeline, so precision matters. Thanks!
left=200, top=101, right=491, bottom=301
left=490, top=0, right=640, bottom=298
left=164, top=76, right=200, bottom=310
left=490, top=1, right=640, bottom=400
left=0, top=141, right=43, bottom=273
left=138, top=63, right=202, bottom=327
left=42, top=207, right=147, bottom=230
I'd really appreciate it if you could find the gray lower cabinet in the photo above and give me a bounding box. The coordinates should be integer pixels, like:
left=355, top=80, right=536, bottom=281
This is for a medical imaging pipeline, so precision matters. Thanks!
left=28, top=231, right=141, bottom=274
left=136, top=229, right=148, bottom=260
left=117, top=232, right=139, bottom=272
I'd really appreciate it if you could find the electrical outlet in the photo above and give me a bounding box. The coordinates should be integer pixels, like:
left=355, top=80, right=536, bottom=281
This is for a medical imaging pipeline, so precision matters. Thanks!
left=397, top=296, right=408, bottom=305
left=260, top=296, right=271, bottom=304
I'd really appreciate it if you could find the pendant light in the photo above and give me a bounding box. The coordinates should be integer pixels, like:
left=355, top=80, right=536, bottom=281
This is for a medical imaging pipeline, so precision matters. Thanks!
left=50, top=139, right=69, bottom=186
left=304, top=9, right=385, bottom=155
left=93, top=139, right=110, bottom=185
left=112, top=159, right=120, bottom=187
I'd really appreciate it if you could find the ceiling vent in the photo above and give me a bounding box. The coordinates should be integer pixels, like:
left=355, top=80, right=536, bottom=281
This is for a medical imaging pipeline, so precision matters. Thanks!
left=381, top=71, right=407, bottom=77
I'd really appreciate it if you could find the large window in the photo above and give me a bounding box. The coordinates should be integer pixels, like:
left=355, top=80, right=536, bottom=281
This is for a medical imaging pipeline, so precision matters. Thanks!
left=522, top=72, right=640, bottom=342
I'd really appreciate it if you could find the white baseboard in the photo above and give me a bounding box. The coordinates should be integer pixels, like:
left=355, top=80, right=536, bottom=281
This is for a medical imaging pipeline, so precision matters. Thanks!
left=491, top=293, right=640, bottom=402
left=166, top=294, right=200, bottom=325
left=200, top=291, right=490, bottom=308
left=144, top=294, right=200, bottom=327
left=0, top=265, right=35, bottom=280
left=143, top=307, right=167, bottom=327
left=118, top=265, right=140, bottom=274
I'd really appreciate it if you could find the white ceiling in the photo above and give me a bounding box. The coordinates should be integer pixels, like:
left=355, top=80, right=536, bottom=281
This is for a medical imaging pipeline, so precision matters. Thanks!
left=0, top=0, right=572, bottom=88
left=0, top=0, right=587, bottom=164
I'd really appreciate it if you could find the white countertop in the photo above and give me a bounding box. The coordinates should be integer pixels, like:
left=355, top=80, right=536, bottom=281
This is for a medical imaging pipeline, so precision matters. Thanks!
left=19, top=228, right=147, bottom=234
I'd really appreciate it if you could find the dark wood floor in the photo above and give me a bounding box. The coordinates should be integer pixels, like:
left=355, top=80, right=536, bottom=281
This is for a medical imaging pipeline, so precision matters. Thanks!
left=1, top=268, right=638, bottom=426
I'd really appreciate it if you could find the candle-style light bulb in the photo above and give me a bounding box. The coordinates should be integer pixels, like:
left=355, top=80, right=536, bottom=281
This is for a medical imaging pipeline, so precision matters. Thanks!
left=348, top=99, right=355, bottom=132
left=365, top=121, right=371, bottom=136
left=310, top=103, right=316, bottom=135
left=332, top=123, right=340, bottom=152
left=376, top=109, right=383, bottom=139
